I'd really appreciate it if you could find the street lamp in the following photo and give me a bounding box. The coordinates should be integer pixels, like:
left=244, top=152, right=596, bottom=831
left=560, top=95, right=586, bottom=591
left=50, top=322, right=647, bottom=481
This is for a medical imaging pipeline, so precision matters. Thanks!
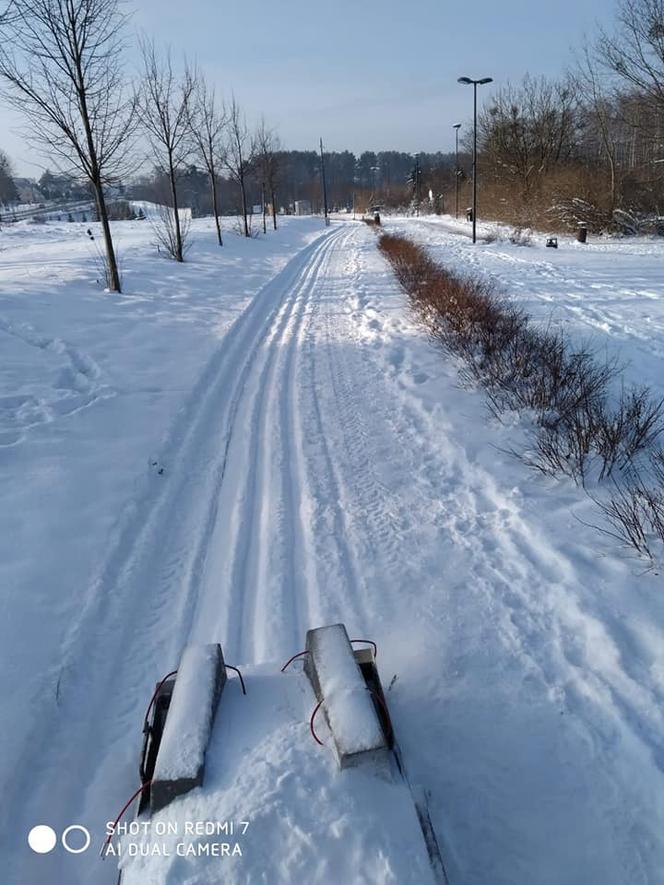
left=319, top=137, right=329, bottom=226
left=457, top=76, right=493, bottom=243
left=370, top=165, right=380, bottom=199
left=453, top=123, right=461, bottom=219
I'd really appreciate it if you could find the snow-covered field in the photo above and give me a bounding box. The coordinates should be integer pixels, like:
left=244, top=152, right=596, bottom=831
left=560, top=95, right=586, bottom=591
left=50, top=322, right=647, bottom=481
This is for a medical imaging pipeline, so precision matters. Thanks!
left=2, top=215, right=664, bottom=884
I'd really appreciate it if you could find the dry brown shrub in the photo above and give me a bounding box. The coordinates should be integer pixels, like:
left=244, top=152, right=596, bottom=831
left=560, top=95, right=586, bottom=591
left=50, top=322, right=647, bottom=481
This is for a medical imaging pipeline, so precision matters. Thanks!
left=379, top=231, right=664, bottom=559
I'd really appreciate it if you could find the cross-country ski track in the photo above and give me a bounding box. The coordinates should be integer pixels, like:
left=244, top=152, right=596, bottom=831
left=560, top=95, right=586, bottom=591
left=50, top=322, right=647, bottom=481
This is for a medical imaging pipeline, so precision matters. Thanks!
left=4, top=220, right=664, bottom=885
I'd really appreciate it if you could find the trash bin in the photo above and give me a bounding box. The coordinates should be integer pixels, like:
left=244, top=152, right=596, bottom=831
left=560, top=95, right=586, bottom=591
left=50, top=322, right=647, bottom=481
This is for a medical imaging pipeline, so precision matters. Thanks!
left=576, top=223, right=588, bottom=244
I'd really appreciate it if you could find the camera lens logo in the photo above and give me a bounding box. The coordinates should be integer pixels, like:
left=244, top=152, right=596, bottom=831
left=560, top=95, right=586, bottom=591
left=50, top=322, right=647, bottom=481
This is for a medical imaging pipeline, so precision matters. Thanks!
left=28, top=825, right=91, bottom=854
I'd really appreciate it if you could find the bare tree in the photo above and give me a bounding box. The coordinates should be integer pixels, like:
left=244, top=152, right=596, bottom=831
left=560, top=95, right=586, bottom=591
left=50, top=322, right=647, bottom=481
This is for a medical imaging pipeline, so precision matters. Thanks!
left=187, top=76, right=226, bottom=246
left=0, top=0, right=136, bottom=291
left=575, top=46, right=620, bottom=210
left=599, top=0, right=664, bottom=113
left=151, top=200, right=192, bottom=259
left=139, top=40, right=195, bottom=261
left=224, top=96, right=254, bottom=237
left=478, top=75, right=578, bottom=201
left=0, top=2, right=15, bottom=24
left=255, top=118, right=280, bottom=231
left=596, top=0, right=664, bottom=180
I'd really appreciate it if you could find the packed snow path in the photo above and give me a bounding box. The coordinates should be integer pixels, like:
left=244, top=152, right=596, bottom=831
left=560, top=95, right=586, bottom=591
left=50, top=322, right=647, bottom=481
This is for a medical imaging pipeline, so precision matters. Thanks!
left=3, top=220, right=664, bottom=884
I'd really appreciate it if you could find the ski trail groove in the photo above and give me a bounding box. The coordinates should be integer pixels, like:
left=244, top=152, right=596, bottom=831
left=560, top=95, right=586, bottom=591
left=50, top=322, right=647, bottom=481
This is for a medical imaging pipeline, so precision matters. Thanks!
left=197, top=227, right=338, bottom=663
left=297, top=228, right=371, bottom=630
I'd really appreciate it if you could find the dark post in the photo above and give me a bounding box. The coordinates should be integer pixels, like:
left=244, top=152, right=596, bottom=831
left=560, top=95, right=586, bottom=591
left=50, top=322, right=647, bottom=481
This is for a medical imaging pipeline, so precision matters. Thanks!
left=458, top=76, right=493, bottom=244
left=261, top=180, right=267, bottom=234
left=453, top=123, right=461, bottom=220
left=472, top=82, right=478, bottom=244
left=319, top=137, right=329, bottom=226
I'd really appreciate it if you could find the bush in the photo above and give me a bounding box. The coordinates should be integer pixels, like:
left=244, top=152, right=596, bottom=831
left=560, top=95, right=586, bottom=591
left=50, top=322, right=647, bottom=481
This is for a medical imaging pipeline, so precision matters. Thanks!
left=508, top=226, right=532, bottom=246
left=592, top=463, right=664, bottom=559
left=107, top=200, right=136, bottom=221
left=379, top=231, right=664, bottom=561
left=150, top=204, right=192, bottom=259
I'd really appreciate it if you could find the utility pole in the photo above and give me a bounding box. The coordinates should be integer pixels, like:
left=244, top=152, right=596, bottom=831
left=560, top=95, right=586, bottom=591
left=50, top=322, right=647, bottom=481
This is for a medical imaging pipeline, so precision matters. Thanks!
left=412, top=155, right=422, bottom=216
left=261, top=180, right=267, bottom=234
left=319, top=137, right=329, bottom=226
left=457, top=76, right=493, bottom=243
left=453, top=123, right=461, bottom=219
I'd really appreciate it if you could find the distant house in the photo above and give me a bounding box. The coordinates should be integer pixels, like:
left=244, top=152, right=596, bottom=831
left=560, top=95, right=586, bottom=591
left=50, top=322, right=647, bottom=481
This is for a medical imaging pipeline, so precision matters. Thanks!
left=294, top=200, right=311, bottom=216
left=14, top=178, right=44, bottom=205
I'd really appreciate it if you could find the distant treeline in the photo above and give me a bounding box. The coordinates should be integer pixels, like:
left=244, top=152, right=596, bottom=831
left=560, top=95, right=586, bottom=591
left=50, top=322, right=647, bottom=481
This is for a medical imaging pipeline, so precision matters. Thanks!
left=126, top=150, right=456, bottom=218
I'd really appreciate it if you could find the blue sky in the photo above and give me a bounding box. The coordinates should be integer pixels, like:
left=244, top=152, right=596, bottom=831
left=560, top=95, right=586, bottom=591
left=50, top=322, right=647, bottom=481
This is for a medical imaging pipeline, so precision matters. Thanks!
left=3, top=0, right=610, bottom=176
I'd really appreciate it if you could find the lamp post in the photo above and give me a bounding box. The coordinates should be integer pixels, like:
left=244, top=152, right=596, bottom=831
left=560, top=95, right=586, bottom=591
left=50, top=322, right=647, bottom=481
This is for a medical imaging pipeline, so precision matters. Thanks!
left=457, top=76, right=492, bottom=243
left=453, top=123, right=461, bottom=219
left=412, top=154, right=422, bottom=216
left=370, top=164, right=380, bottom=201
left=319, top=137, right=329, bottom=226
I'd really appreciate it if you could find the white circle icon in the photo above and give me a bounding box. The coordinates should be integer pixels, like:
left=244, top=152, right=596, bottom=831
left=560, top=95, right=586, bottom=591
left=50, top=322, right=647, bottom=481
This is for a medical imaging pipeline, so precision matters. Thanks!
left=61, top=825, right=91, bottom=854
left=28, top=825, right=57, bottom=854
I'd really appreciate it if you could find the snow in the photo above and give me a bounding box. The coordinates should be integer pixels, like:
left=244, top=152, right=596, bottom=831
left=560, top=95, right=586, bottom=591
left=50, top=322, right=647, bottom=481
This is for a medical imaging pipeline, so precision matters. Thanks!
left=1, top=214, right=664, bottom=885
left=0, top=214, right=330, bottom=883
left=306, top=624, right=386, bottom=758
left=152, top=644, right=223, bottom=784
left=119, top=664, right=436, bottom=885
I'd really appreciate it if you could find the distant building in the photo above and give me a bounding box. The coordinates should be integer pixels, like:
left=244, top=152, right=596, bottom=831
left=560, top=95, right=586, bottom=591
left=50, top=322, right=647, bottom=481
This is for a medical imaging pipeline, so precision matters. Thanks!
left=14, top=178, right=44, bottom=205
left=294, top=200, right=311, bottom=216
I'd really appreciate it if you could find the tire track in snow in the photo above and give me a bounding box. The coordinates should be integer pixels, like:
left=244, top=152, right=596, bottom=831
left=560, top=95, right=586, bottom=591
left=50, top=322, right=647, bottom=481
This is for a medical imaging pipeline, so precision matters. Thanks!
left=272, top=226, right=357, bottom=646
left=294, top=227, right=373, bottom=632
left=316, top=237, right=410, bottom=620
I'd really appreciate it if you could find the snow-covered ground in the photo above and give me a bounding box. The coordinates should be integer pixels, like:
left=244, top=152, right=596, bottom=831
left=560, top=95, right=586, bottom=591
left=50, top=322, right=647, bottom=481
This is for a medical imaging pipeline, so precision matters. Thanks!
left=2, top=215, right=664, bottom=884
left=0, top=215, right=328, bottom=879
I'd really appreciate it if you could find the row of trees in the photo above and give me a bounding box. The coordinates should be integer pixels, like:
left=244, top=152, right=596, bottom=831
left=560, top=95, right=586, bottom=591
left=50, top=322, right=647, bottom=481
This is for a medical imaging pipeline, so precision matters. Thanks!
left=0, top=161, right=111, bottom=211
left=1, top=136, right=458, bottom=228
left=136, top=43, right=280, bottom=256
left=128, top=149, right=456, bottom=220
left=0, top=149, right=18, bottom=204
left=0, top=0, right=281, bottom=290
left=469, top=0, right=664, bottom=231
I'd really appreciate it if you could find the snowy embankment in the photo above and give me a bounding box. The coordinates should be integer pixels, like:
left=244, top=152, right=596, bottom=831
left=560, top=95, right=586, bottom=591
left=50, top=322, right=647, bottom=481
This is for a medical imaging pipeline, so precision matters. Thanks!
left=2, top=217, right=664, bottom=885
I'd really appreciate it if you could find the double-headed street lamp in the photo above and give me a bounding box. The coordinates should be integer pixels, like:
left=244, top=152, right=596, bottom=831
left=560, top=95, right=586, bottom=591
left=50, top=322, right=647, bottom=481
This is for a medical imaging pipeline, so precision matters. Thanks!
left=457, top=76, right=492, bottom=243
left=453, top=123, right=461, bottom=219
